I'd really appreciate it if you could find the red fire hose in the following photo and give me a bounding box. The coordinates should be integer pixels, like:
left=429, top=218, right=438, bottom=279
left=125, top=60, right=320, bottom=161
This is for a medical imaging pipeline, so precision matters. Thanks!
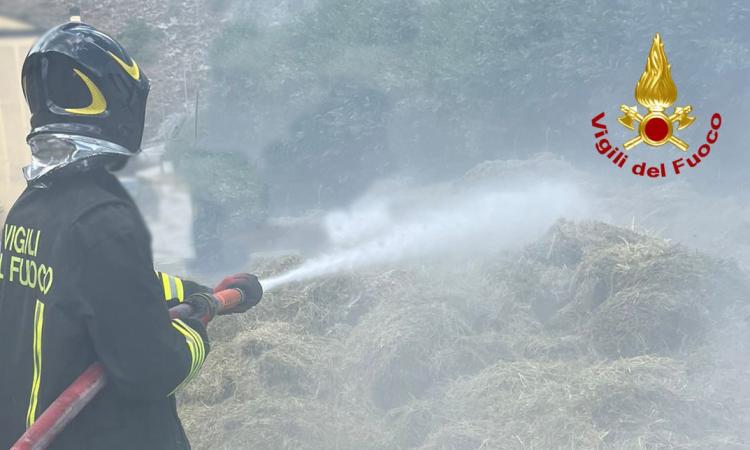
left=11, top=288, right=243, bottom=450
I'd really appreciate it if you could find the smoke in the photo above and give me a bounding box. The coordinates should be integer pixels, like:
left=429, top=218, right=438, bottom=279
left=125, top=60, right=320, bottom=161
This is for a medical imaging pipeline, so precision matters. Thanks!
left=261, top=180, right=590, bottom=291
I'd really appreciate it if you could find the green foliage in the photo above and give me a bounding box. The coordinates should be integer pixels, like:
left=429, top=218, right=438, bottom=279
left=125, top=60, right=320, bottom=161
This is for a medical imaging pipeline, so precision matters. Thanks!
left=117, top=18, right=165, bottom=64
left=166, top=115, right=268, bottom=226
left=203, top=0, right=749, bottom=210
left=264, top=80, right=390, bottom=211
left=308, top=0, right=421, bottom=46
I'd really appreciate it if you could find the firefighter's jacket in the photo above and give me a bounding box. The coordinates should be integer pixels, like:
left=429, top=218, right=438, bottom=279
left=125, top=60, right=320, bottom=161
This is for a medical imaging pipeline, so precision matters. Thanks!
left=0, top=168, right=210, bottom=449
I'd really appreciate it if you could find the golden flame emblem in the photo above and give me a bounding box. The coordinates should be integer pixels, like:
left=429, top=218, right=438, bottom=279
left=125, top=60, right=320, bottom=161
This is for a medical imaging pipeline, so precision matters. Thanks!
left=635, top=33, right=677, bottom=111
left=618, top=33, right=695, bottom=151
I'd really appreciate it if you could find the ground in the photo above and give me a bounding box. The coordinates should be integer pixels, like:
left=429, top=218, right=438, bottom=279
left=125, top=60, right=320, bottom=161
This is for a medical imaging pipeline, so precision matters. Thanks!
left=178, top=219, right=750, bottom=450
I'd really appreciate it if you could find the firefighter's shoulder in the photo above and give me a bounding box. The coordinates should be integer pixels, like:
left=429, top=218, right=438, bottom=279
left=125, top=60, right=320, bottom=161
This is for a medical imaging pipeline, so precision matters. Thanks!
left=72, top=194, right=149, bottom=252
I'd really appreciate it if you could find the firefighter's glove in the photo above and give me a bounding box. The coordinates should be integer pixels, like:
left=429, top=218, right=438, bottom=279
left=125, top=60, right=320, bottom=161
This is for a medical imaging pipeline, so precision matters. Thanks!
left=214, top=273, right=263, bottom=314
left=185, top=292, right=219, bottom=324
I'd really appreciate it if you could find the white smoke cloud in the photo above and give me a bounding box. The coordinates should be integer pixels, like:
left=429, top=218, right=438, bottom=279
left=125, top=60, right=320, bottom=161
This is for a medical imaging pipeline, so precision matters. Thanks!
left=262, top=180, right=590, bottom=291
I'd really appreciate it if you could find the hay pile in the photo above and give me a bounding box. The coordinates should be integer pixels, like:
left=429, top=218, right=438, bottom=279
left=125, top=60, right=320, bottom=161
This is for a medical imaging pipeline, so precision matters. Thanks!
left=180, top=220, right=750, bottom=449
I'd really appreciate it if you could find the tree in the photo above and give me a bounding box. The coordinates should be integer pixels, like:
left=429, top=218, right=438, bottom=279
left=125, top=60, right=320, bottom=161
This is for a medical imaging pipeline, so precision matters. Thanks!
left=201, top=0, right=749, bottom=207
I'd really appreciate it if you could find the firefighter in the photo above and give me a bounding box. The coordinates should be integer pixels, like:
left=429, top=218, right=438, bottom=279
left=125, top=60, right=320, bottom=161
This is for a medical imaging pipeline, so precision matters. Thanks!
left=0, top=21, right=263, bottom=449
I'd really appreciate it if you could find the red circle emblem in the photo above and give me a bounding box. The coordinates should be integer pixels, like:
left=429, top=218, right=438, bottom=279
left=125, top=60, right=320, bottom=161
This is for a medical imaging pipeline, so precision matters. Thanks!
left=643, top=116, right=669, bottom=142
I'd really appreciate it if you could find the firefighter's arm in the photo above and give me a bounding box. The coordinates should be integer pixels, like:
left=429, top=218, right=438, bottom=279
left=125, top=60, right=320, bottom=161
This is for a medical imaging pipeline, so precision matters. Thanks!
left=75, top=205, right=210, bottom=400
left=154, top=271, right=211, bottom=308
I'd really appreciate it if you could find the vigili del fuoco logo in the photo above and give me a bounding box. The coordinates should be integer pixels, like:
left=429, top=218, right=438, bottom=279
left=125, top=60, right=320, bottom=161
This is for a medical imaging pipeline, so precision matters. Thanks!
left=591, top=33, right=722, bottom=178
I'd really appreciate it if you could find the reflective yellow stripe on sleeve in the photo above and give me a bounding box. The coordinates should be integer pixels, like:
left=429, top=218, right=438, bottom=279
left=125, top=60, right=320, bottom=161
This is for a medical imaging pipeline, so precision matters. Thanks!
left=158, top=272, right=185, bottom=302
left=174, top=277, right=185, bottom=301
left=170, top=319, right=206, bottom=395
left=160, top=272, right=173, bottom=300
left=26, top=299, right=45, bottom=428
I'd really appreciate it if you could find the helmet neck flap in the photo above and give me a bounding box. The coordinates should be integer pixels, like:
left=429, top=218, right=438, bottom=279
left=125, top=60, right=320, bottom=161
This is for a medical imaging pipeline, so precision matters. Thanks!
left=24, top=133, right=130, bottom=184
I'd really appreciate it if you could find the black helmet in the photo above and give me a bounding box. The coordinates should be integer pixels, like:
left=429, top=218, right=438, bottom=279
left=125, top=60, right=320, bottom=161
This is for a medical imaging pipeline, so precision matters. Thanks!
left=21, top=22, right=150, bottom=154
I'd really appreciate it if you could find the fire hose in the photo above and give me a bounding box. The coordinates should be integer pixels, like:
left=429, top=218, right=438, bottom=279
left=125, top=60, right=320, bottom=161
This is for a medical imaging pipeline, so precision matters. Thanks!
left=10, top=288, right=244, bottom=450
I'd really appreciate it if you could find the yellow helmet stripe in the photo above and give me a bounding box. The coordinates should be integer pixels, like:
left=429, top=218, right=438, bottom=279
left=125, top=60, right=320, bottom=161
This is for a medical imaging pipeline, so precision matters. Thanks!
left=108, top=51, right=140, bottom=81
left=64, top=69, right=107, bottom=115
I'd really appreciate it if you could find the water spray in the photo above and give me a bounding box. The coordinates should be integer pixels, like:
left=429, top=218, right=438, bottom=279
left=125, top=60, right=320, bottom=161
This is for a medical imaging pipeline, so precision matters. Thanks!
left=260, top=182, right=588, bottom=292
